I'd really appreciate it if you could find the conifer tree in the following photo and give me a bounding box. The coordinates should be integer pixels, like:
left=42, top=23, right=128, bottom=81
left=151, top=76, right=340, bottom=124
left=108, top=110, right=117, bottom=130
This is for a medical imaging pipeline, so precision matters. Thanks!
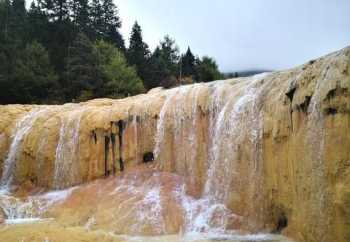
left=181, top=47, right=195, bottom=77
left=13, top=41, right=58, bottom=103
left=126, top=22, right=150, bottom=86
left=195, top=56, right=223, bottom=82
left=70, top=0, right=91, bottom=35
left=65, top=32, right=98, bottom=100
left=38, top=0, right=70, bottom=21
left=90, top=0, right=124, bottom=50
left=28, top=1, right=49, bottom=44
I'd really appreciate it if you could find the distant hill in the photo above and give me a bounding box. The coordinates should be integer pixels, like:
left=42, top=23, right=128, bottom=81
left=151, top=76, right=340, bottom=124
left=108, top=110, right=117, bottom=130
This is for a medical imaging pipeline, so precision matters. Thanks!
left=223, top=69, right=273, bottom=78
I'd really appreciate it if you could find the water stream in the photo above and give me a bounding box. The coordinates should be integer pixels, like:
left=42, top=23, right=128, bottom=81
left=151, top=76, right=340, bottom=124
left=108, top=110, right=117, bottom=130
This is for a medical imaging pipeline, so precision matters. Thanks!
left=0, top=76, right=293, bottom=242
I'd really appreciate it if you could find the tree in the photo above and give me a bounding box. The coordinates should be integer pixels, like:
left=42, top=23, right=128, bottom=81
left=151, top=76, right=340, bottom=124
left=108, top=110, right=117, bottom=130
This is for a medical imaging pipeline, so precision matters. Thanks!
left=70, top=0, right=91, bottom=35
left=94, top=40, right=144, bottom=98
left=0, top=0, right=25, bottom=103
left=145, top=35, right=180, bottom=89
left=90, top=0, right=124, bottom=50
left=90, top=0, right=103, bottom=35
left=195, top=56, right=223, bottom=82
left=28, top=1, right=49, bottom=43
left=126, top=22, right=150, bottom=87
left=12, top=41, right=58, bottom=103
left=65, top=32, right=99, bottom=100
left=181, top=47, right=195, bottom=77
left=38, top=0, right=70, bottom=21
left=158, top=35, right=180, bottom=75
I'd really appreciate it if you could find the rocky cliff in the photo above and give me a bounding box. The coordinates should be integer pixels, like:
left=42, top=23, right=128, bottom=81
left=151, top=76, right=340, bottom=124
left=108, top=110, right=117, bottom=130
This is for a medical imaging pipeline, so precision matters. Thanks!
left=0, top=47, right=349, bottom=242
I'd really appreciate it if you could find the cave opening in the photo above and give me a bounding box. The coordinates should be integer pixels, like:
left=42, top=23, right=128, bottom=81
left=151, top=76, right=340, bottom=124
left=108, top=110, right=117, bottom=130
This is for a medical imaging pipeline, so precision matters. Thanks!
left=325, top=107, right=338, bottom=115
left=143, top=152, right=154, bottom=163
left=273, top=213, right=288, bottom=234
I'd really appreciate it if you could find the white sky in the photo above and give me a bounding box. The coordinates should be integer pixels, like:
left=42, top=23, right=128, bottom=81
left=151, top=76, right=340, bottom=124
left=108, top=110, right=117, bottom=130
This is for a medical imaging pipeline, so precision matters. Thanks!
left=117, top=0, right=350, bottom=72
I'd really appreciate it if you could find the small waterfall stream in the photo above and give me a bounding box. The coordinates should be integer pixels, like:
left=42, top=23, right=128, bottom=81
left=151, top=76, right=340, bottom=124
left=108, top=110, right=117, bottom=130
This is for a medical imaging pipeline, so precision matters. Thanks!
left=0, top=108, right=48, bottom=189
left=152, top=75, right=268, bottom=236
left=53, top=107, right=84, bottom=189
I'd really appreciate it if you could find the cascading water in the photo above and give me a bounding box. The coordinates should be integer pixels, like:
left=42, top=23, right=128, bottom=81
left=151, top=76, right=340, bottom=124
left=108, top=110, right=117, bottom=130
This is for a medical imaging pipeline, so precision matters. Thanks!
left=0, top=108, right=48, bottom=189
left=53, top=107, right=84, bottom=189
left=0, top=75, right=292, bottom=242
left=153, top=75, right=268, bottom=236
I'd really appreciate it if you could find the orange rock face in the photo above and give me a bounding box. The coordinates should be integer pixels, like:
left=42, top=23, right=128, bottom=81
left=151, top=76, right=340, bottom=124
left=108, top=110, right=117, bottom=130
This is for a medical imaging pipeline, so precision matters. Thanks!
left=0, top=47, right=349, bottom=242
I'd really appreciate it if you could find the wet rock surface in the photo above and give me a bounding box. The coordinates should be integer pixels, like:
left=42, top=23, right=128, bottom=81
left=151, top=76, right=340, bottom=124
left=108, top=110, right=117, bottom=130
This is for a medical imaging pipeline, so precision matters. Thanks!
left=0, top=206, right=5, bottom=224
left=0, top=47, right=349, bottom=242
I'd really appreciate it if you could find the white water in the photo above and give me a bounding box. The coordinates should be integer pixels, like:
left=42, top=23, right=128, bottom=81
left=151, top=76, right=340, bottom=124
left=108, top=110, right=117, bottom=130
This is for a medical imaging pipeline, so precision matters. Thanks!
left=154, top=88, right=179, bottom=161
left=152, top=76, right=267, bottom=235
left=53, top=108, right=84, bottom=189
left=0, top=108, right=48, bottom=188
left=0, top=186, right=75, bottom=221
left=0, top=76, right=291, bottom=241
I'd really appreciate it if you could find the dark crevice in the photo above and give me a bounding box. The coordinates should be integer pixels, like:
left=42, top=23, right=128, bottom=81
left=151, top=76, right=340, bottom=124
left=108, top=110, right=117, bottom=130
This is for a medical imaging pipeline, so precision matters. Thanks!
left=297, top=95, right=312, bottom=113
left=111, top=133, right=116, bottom=174
left=325, top=87, right=348, bottom=101
left=308, top=59, right=316, bottom=65
left=273, top=213, right=288, bottom=234
left=326, top=88, right=337, bottom=100
left=286, top=87, right=297, bottom=132
left=286, top=87, right=297, bottom=103
left=143, top=152, right=154, bottom=163
left=104, top=136, right=110, bottom=176
left=136, top=115, right=141, bottom=123
left=117, top=120, right=125, bottom=172
left=325, top=107, right=338, bottom=116
left=91, top=130, right=97, bottom=144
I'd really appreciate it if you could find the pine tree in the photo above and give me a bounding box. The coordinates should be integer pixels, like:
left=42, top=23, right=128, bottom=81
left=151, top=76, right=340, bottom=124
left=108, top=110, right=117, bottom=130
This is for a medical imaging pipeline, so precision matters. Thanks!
left=195, top=56, right=223, bottom=82
left=28, top=1, right=49, bottom=44
left=65, top=32, right=98, bottom=100
left=70, top=0, right=91, bottom=35
left=145, top=35, right=180, bottom=89
left=94, top=40, right=144, bottom=98
left=38, top=0, right=70, bottom=21
left=12, top=41, right=58, bottom=103
left=90, top=0, right=124, bottom=50
left=181, top=47, right=195, bottom=77
left=159, top=35, right=180, bottom=75
left=126, top=22, right=150, bottom=86
left=8, top=0, right=28, bottom=45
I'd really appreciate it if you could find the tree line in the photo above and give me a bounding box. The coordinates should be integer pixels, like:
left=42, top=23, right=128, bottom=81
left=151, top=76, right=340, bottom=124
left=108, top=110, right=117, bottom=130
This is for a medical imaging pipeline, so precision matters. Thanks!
left=0, top=0, right=223, bottom=104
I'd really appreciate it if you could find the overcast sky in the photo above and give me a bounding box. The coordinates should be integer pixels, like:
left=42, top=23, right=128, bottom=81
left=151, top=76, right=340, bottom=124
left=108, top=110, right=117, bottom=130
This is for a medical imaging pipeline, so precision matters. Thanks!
left=117, top=0, right=350, bottom=72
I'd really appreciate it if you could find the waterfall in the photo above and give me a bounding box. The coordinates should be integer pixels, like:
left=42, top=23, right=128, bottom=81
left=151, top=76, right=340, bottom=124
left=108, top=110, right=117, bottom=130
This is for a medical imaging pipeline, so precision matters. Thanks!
left=0, top=108, right=47, bottom=188
left=204, top=79, right=262, bottom=203
left=152, top=75, right=267, bottom=235
left=53, top=108, right=84, bottom=189
left=154, top=84, right=203, bottom=178
left=154, top=88, right=179, bottom=161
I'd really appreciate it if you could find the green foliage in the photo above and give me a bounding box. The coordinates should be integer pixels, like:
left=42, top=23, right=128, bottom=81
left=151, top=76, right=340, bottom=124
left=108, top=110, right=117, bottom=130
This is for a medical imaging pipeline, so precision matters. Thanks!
left=14, top=41, right=58, bottom=102
left=195, top=56, right=223, bottom=82
left=0, top=0, right=222, bottom=104
left=70, top=0, right=91, bottom=35
left=126, top=22, right=151, bottom=88
left=0, top=41, right=57, bottom=104
left=144, top=35, right=180, bottom=89
left=90, top=0, right=124, bottom=50
left=65, top=32, right=99, bottom=100
left=181, top=47, right=195, bottom=77
left=94, top=40, right=145, bottom=98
